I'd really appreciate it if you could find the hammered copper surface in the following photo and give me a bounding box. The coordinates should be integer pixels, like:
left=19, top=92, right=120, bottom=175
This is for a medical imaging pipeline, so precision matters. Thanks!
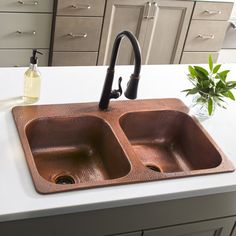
left=26, top=116, right=131, bottom=184
left=120, top=110, right=222, bottom=173
left=12, top=99, right=235, bottom=194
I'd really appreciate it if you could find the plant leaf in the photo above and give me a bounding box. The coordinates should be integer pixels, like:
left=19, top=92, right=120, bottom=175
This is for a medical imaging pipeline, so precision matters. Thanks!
left=213, top=64, right=221, bottom=74
left=188, top=66, right=196, bottom=78
left=208, top=54, right=213, bottom=71
left=216, top=80, right=226, bottom=91
left=208, top=98, right=213, bottom=115
left=217, top=70, right=230, bottom=81
left=202, top=80, right=211, bottom=89
left=182, top=89, right=191, bottom=93
left=194, top=66, right=209, bottom=76
left=226, top=81, right=236, bottom=89
left=223, top=91, right=235, bottom=100
left=186, top=87, right=199, bottom=95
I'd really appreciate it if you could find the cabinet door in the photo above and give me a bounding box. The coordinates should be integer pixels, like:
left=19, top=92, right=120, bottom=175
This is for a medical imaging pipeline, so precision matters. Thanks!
left=144, top=217, right=236, bottom=236
left=143, top=0, right=194, bottom=64
left=97, top=0, right=149, bottom=65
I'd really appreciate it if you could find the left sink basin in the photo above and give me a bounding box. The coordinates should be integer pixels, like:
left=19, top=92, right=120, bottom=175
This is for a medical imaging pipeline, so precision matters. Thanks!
left=12, top=105, right=131, bottom=193
left=26, top=116, right=130, bottom=184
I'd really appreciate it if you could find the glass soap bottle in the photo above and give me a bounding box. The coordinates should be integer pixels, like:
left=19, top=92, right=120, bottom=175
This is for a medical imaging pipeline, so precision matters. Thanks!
left=23, top=49, right=43, bottom=104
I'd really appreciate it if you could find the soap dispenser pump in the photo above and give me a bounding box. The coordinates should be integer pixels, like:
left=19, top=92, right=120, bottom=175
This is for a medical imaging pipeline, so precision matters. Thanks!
left=23, top=49, right=43, bottom=104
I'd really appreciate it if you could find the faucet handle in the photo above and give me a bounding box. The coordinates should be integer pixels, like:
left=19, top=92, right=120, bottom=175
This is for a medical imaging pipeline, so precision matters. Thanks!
left=110, top=77, right=123, bottom=99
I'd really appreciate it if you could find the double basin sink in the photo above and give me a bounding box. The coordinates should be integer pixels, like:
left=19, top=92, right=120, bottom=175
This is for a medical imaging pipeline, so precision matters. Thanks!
left=12, top=99, right=234, bottom=194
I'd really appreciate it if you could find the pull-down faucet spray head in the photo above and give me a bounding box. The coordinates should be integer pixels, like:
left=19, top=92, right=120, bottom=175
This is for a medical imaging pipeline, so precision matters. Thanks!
left=99, top=31, right=142, bottom=110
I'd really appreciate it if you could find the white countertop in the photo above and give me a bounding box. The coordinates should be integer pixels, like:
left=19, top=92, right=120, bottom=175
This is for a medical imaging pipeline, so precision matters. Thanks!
left=1, top=64, right=236, bottom=222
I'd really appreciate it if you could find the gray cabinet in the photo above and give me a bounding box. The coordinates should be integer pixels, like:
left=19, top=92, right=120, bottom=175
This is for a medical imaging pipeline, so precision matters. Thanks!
left=98, top=0, right=194, bottom=65
left=181, top=1, right=233, bottom=64
left=0, top=0, right=53, bottom=13
left=98, top=0, right=149, bottom=65
left=143, top=217, right=236, bottom=236
left=51, top=0, right=105, bottom=66
left=2, top=191, right=236, bottom=236
left=0, top=0, right=53, bottom=67
left=143, top=0, right=193, bottom=64
left=53, top=17, right=102, bottom=51
left=56, top=0, right=106, bottom=16
left=50, top=0, right=232, bottom=66
left=0, top=49, right=49, bottom=67
left=0, top=13, right=52, bottom=49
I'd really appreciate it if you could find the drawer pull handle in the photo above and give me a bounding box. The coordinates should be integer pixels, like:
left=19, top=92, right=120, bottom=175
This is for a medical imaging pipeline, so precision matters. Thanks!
left=17, top=1, right=38, bottom=5
left=149, top=2, right=158, bottom=19
left=230, top=21, right=236, bottom=29
left=198, top=34, right=215, bottom=39
left=143, top=2, right=152, bottom=19
left=203, top=10, right=222, bottom=15
left=69, top=4, right=91, bottom=10
left=16, top=30, right=36, bottom=35
left=67, top=33, right=87, bottom=38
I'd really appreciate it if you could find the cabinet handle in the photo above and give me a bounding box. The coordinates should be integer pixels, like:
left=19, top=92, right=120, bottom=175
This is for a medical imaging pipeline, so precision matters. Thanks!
left=197, top=34, right=215, bottom=39
left=143, top=2, right=151, bottom=19
left=203, top=9, right=222, bottom=15
left=16, top=30, right=36, bottom=35
left=230, top=21, right=236, bottom=29
left=149, top=2, right=158, bottom=19
left=67, top=33, right=87, bottom=38
left=69, top=4, right=91, bottom=10
left=17, top=1, right=38, bottom=5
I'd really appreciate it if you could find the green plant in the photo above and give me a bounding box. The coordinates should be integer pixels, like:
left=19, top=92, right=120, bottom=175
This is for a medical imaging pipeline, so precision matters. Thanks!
left=182, top=55, right=236, bottom=115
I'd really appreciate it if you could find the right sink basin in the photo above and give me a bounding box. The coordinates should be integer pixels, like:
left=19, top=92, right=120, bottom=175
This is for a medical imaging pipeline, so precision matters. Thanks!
left=120, top=110, right=222, bottom=173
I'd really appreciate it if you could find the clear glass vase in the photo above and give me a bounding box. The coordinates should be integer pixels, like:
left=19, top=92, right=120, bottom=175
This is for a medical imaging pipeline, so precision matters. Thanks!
left=189, top=95, right=215, bottom=121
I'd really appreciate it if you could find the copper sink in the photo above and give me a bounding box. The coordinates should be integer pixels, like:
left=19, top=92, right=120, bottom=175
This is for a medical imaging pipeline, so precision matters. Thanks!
left=12, top=99, right=234, bottom=194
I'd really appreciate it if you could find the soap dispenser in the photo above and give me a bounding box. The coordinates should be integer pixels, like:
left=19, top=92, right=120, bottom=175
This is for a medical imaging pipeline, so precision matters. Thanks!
left=23, top=49, right=43, bottom=103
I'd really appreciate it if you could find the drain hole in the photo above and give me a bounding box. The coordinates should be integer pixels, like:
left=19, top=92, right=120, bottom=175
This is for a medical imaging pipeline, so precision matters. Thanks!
left=146, top=165, right=162, bottom=173
left=55, top=175, right=76, bottom=185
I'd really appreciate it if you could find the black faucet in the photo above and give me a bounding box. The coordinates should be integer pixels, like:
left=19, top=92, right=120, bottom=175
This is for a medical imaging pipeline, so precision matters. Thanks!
left=99, top=31, right=142, bottom=110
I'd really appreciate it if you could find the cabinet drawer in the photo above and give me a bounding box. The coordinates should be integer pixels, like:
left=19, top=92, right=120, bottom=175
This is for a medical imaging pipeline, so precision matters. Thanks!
left=192, top=2, right=233, bottom=21
left=0, top=49, right=49, bottom=67
left=184, top=20, right=228, bottom=52
left=181, top=52, right=219, bottom=64
left=52, top=52, right=97, bottom=66
left=57, top=0, right=106, bottom=16
left=53, top=16, right=102, bottom=51
left=0, top=0, right=53, bottom=13
left=0, top=13, right=52, bottom=49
